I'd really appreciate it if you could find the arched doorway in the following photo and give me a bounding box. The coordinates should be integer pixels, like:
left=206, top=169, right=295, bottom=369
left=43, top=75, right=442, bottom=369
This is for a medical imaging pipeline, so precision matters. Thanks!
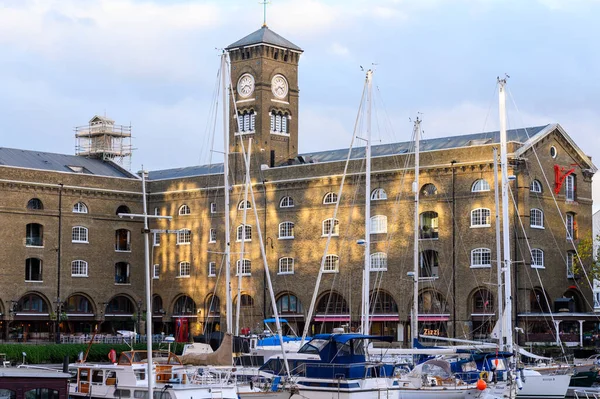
left=173, top=295, right=197, bottom=342
left=64, top=294, right=95, bottom=334
left=369, top=290, right=399, bottom=338
left=13, top=292, right=51, bottom=342
left=314, top=291, right=349, bottom=334
left=276, top=292, right=304, bottom=335
left=152, top=295, right=166, bottom=335
left=469, top=288, right=495, bottom=340
left=416, top=290, right=449, bottom=338
left=103, top=295, right=135, bottom=334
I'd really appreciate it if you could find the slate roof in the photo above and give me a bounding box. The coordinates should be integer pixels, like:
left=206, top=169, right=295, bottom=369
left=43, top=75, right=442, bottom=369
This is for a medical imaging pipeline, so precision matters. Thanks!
left=226, top=26, right=302, bottom=52
left=147, top=125, right=551, bottom=181
left=0, top=147, right=137, bottom=179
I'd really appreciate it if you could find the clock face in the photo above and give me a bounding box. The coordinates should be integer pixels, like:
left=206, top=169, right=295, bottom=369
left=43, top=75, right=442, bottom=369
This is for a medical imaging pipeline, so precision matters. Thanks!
left=271, top=75, right=288, bottom=99
left=237, top=74, right=254, bottom=98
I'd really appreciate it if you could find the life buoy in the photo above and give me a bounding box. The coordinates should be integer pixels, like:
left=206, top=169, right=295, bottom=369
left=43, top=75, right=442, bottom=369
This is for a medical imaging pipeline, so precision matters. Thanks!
left=108, top=349, right=117, bottom=363
left=479, top=371, right=489, bottom=380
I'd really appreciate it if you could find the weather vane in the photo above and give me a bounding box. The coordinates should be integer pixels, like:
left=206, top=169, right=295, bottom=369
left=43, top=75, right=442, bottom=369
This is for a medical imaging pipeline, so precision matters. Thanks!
left=259, top=0, right=270, bottom=27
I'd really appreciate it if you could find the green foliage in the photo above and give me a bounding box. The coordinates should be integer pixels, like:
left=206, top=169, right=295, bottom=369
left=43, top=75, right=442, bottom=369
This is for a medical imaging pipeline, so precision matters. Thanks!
left=0, top=342, right=186, bottom=364
left=573, top=234, right=600, bottom=280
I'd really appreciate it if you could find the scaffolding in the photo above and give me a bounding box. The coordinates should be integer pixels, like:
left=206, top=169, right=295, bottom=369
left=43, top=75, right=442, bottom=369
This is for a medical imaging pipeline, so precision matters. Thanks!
left=75, top=115, right=133, bottom=170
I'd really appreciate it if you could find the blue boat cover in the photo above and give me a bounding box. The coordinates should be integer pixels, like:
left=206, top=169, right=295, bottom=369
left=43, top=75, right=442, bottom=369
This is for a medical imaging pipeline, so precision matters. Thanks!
left=313, top=333, right=394, bottom=344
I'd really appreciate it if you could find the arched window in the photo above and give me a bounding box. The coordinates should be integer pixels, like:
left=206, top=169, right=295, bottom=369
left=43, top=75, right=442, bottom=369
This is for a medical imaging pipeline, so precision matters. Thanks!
left=472, top=289, right=494, bottom=313
left=316, top=292, right=348, bottom=314
left=472, top=179, right=490, bottom=192
left=116, top=205, right=131, bottom=215
left=25, top=258, right=42, bottom=281
left=371, top=290, right=398, bottom=313
left=566, top=250, right=576, bottom=278
left=25, top=390, right=58, bottom=398
left=65, top=295, right=93, bottom=313
left=177, top=229, right=191, bottom=244
left=323, top=255, right=339, bottom=273
left=27, top=198, right=43, bottom=210
left=26, top=223, right=43, bottom=246
left=420, top=183, right=438, bottom=197
left=204, top=295, right=219, bottom=316
left=0, top=389, right=15, bottom=399
left=238, top=294, right=254, bottom=308
left=73, top=202, right=88, bottom=213
left=322, top=218, right=339, bottom=236
left=277, top=293, right=302, bottom=314
left=279, top=222, right=294, bottom=239
left=238, top=200, right=251, bottom=210
left=565, top=174, right=576, bottom=201
left=278, top=257, right=294, bottom=274
left=236, top=259, right=251, bottom=276
left=471, top=208, right=491, bottom=227
left=178, top=261, right=191, bottom=277
left=105, top=296, right=134, bottom=314
left=418, top=290, right=447, bottom=314
left=174, top=295, right=196, bottom=316
left=419, top=211, right=438, bottom=239
left=530, top=288, right=550, bottom=312
left=270, top=111, right=289, bottom=134
left=115, top=262, right=130, bottom=283
left=530, top=208, right=544, bottom=228
left=72, top=226, right=89, bottom=243
left=370, top=215, right=387, bottom=234
left=236, top=224, right=252, bottom=241
left=18, top=293, right=48, bottom=312
left=566, top=212, right=577, bottom=240
left=371, top=188, right=387, bottom=200
left=237, top=110, right=256, bottom=133
left=280, top=196, right=294, bottom=208
left=152, top=295, right=164, bottom=315
left=470, top=248, right=491, bottom=268
left=115, top=229, right=131, bottom=251
left=71, top=260, right=88, bottom=277
left=531, top=249, right=544, bottom=268
left=370, top=253, right=387, bottom=271
left=323, top=192, right=338, bottom=204
left=178, top=204, right=191, bottom=215
left=420, top=250, right=439, bottom=277
left=530, top=179, right=542, bottom=193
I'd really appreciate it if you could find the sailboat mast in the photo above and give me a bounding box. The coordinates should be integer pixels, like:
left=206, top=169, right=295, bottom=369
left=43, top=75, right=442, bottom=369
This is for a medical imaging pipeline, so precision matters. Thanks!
left=236, top=140, right=252, bottom=335
left=411, top=117, right=421, bottom=348
left=361, top=70, right=373, bottom=336
left=222, top=52, right=233, bottom=334
left=493, top=147, right=504, bottom=346
left=498, top=77, right=514, bottom=352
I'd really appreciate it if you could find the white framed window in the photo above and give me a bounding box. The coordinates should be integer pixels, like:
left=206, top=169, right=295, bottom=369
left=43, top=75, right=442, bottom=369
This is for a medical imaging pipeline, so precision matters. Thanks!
left=472, top=179, right=490, bottom=192
left=530, top=179, right=542, bottom=193
left=322, top=218, right=339, bottom=236
left=566, top=212, right=576, bottom=240
left=238, top=200, right=251, bottom=210
left=25, top=258, right=42, bottom=281
left=179, top=204, right=191, bottom=215
left=153, top=232, right=160, bottom=247
left=208, top=262, right=216, bottom=277
left=153, top=264, right=160, bottom=279
left=236, top=225, right=252, bottom=242
left=279, top=222, right=294, bottom=239
left=470, top=248, right=492, bottom=268
left=278, top=257, right=294, bottom=274
left=270, top=111, right=289, bottom=135
left=72, top=226, right=89, bottom=243
left=73, top=202, right=88, bottom=213
left=531, top=249, right=544, bottom=269
left=371, top=188, right=387, bottom=201
left=177, top=229, right=191, bottom=245
left=550, top=145, right=557, bottom=158
left=178, top=262, right=191, bottom=277
left=565, top=174, right=575, bottom=201
left=530, top=208, right=544, bottom=229
left=236, top=259, right=251, bottom=276
left=280, top=196, right=294, bottom=208
left=370, top=252, right=387, bottom=271
left=209, top=228, right=216, bottom=243
left=237, top=110, right=256, bottom=133
left=210, top=202, right=217, bottom=213
left=566, top=251, right=575, bottom=278
left=71, top=260, right=88, bottom=277
left=370, top=215, right=388, bottom=234
left=154, top=207, right=159, bottom=215
left=323, top=255, right=339, bottom=273
left=471, top=208, right=491, bottom=227
left=323, top=192, right=338, bottom=204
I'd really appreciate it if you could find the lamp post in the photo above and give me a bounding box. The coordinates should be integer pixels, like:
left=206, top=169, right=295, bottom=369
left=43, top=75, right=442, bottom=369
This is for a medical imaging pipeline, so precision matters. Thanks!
left=137, top=299, right=143, bottom=342
left=54, top=298, right=63, bottom=344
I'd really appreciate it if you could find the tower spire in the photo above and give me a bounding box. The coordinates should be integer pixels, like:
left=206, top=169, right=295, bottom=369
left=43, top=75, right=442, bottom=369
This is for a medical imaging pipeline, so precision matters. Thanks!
left=260, top=0, right=270, bottom=27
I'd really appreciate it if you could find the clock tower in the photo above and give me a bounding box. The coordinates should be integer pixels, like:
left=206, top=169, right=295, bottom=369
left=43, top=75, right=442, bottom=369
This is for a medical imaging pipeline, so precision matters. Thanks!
left=226, top=26, right=303, bottom=173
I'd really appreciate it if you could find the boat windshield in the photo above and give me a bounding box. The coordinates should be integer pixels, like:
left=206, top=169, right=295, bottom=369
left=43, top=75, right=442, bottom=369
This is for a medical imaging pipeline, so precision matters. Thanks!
left=299, top=339, right=328, bottom=354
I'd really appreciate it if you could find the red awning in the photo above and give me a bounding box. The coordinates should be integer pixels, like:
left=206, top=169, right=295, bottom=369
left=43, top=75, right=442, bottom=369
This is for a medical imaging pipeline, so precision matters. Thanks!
left=368, top=316, right=399, bottom=322
left=418, top=316, right=450, bottom=322
left=314, top=316, right=350, bottom=322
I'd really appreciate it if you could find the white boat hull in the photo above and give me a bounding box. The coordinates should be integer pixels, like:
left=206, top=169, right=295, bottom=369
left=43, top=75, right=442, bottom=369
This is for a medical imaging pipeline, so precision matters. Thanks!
left=516, top=372, right=571, bottom=399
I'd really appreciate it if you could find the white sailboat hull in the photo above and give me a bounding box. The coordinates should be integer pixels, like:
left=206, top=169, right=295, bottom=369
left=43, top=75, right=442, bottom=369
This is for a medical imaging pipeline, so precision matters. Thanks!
left=516, top=371, right=571, bottom=399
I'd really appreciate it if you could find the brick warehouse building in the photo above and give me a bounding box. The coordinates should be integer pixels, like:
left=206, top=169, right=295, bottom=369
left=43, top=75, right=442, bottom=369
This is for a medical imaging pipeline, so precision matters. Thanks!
left=0, top=25, right=597, bottom=346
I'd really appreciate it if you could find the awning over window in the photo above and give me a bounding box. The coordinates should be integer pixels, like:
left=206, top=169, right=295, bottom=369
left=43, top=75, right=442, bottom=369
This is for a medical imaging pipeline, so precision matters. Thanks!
left=314, top=315, right=350, bottom=322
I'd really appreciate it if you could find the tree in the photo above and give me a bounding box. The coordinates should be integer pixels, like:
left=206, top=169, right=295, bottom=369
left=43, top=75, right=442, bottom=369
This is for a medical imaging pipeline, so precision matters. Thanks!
left=573, top=234, right=600, bottom=281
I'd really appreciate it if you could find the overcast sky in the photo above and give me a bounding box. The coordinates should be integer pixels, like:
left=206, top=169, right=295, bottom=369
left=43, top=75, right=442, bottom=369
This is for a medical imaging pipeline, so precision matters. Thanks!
left=1, top=0, right=599, bottom=211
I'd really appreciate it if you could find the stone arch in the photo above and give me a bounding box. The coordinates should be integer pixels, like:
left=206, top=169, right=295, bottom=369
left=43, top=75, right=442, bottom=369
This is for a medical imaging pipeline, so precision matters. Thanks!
left=17, top=291, right=51, bottom=313
left=64, top=293, right=95, bottom=314
left=316, top=291, right=348, bottom=314
left=172, top=294, right=197, bottom=316
left=105, top=294, right=136, bottom=314
left=417, top=289, right=448, bottom=314
left=529, top=287, right=551, bottom=313
left=564, top=287, right=585, bottom=313
left=369, top=290, right=398, bottom=314
left=276, top=291, right=303, bottom=314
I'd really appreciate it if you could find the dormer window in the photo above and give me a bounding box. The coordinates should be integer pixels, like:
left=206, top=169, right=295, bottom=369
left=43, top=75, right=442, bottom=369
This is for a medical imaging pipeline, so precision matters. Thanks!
left=270, top=111, right=289, bottom=135
left=237, top=110, right=256, bottom=134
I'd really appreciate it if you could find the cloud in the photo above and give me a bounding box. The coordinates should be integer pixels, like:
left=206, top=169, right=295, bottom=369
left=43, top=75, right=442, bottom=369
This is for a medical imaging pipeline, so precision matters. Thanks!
left=331, top=42, right=350, bottom=56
